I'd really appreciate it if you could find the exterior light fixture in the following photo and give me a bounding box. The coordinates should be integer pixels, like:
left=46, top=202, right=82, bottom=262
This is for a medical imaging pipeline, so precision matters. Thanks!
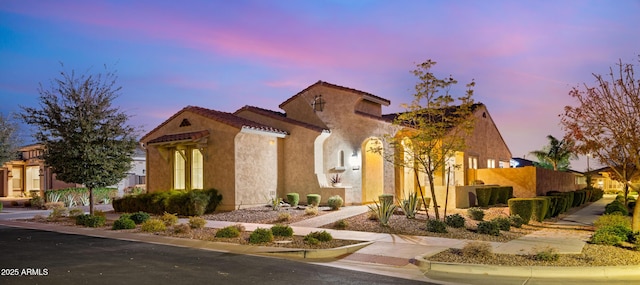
left=312, top=95, right=325, bottom=112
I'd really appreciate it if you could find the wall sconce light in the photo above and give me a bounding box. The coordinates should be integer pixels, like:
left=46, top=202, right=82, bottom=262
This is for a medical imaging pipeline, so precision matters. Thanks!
left=350, top=150, right=360, bottom=170
left=311, top=95, right=325, bottom=112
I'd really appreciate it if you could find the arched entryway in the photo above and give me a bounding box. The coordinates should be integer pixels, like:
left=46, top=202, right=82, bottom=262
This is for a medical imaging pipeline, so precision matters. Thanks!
left=362, top=137, right=384, bottom=203
left=396, top=137, right=416, bottom=199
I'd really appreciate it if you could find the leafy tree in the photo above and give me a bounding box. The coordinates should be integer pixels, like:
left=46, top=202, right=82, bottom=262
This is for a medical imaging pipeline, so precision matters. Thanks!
left=375, top=60, right=475, bottom=220
left=529, top=135, right=576, bottom=171
left=21, top=67, right=138, bottom=214
left=0, top=113, right=21, bottom=165
left=561, top=57, right=640, bottom=230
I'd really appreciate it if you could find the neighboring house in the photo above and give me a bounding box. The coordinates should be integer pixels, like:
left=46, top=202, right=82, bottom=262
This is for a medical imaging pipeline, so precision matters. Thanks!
left=141, top=80, right=512, bottom=211
left=587, top=166, right=639, bottom=193
left=110, top=146, right=147, bottom=197
left=0, top=144, right=146, bottom=197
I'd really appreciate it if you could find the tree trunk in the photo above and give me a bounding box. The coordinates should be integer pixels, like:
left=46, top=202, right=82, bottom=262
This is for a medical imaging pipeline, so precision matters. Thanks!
left=89, top=187, right=94, bottom=216
left=444, top=167, right=451, bottom=218
left=633, top=199, right=640, bottom=232
left=414, top=170, right=430, bottom=219
left=427, top=174, right=439, bottom=220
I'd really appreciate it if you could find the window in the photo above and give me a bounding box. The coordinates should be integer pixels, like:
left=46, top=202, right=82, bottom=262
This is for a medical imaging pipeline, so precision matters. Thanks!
left=499, top=161, right=510, bottom=168
left=173, top=148, right=204, bottom=190
left=174, top=150, right=186, bottom=189
left=468, top=157, right=478, bottom=169
left=487, top=159, right=496, bottom=168
left=192, top=150, right=203, bottom=189
left=11, top=167, right=22, bottom=190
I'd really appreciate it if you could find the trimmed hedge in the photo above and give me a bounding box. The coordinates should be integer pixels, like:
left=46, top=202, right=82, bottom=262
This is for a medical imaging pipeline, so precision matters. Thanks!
left=497, top=186, right=513, bottom=204
left=306, top=194, right=321, bottom=206
left=286, top=193, right=300, bottom=207
left=508, top=198, right=549, bottom=224
left=112, top=188, right=222, bottom=216
left=476, top=187, right=492, bottom=207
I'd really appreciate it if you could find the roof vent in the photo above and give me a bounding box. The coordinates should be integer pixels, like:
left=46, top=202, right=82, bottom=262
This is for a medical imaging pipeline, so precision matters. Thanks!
left=179, top=118, right=191, bottom=127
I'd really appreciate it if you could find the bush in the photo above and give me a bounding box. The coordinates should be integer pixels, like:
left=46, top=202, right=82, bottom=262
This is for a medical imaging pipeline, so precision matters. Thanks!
left=306, top=194, right=321, bottom=206
left=334, top=219, right=348, bottom=230
left=161, top=212, right=179, bottom=226
left=590, top=225, right=632, bottom=245
left=426, top=219, right=448, bottom=233
left=49, top=207, right=68, bottom=220
left=249, top=228, right=274, bottom=244
left=188, top=216, right=207, bottom=229
left=112, top=217, right=136, bottom=230
left=475, top=187, right=492, bottom=207
left=112, top=188, right=222, bottom=215
left=75, top=214, right=106, bottom=228
left=327, top=195, right=344, bottom=210
left=215, top=225, right=241, bottom=238
left=141, top=219, right=167, bottom=232
left=30, top=195, right=45, bottom=209
left=129, top=211, right=151, bottom=224
left=305, top=230, right=332, bottom=242
left=497, top=186, right=513, bottom=204
left=286, top=193, right=299, bottom=207
left=399, top=192, right=419, bottom=219
left=605, top=201, right=628, bottom=216
left=594, top=214, right=631, bottom=230
left=508, top=198, right=548, bottom=224
left=461, top=241, right=493, bottom=259
left=276, top=212, right=291, bottom=222
left=467, top=207, right=485, bottom=221
left=491, top=217, right=511, bottom=231
left=477, top=221, right=500, bottom=236
left=305, top=206, right=319, bottom=216
left=68, top=208, right=84, bottom=217
left=510, top=214, right=524, bottom=228
left=271, top=224, right=293, bottom=237
left=590, top=188, right=604, bottom=202
left=531, top=246, right=559, bottom=262
left=444, top=214, right=466, bottom=228
left=305, top=237, right=320, bottom=245
left=173, top=223, right=191, bottom=234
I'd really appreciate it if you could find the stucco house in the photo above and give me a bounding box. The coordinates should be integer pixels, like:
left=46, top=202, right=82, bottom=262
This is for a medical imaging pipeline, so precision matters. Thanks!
left=141, top=81, right=512, bottom=211
left=0, top=144, right=146, bottom=197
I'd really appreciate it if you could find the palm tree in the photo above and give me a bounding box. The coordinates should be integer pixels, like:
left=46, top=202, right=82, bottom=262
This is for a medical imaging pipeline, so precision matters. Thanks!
left=530, top=135, right=577, bottom=171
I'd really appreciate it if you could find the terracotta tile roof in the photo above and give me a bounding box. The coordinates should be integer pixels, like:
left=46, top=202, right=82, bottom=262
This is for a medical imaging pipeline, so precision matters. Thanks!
left=279, top=80, right=391, bottom=109
left=147, top=130, right=210, bottom=145
left=235, top=105, right=329, bottom=133
left=382, top=103, right=484, bottom=125
left=141, top=106, right=288, bottom=142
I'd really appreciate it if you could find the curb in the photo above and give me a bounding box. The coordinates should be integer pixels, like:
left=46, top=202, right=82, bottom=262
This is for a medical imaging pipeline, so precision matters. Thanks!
left=413, top=255, right=640, bottom=279
left=259, top=241, right=374, bottom=259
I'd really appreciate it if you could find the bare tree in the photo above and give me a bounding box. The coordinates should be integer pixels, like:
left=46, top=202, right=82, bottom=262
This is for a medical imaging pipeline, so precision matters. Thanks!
left=375, top=60, right=475, bottom=220
left=561, top=57, right=640, bottom=230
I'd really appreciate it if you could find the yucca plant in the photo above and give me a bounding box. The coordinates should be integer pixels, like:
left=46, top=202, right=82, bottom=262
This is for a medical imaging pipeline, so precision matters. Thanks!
left=367, top=198, right=397, bottom=227
left=78, top=192, right=90, bottom=206
left=399, top=191, right=419, bottom=219
left=45, top=191, right=62, bottom=203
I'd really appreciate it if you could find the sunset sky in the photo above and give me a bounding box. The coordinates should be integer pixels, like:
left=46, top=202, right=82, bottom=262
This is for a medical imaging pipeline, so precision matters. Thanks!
left=2, top=0, right=639, bottom=171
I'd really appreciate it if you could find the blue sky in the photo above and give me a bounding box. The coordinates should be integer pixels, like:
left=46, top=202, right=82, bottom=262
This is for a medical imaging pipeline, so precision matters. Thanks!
left=2, top=0, right=639, bottom=171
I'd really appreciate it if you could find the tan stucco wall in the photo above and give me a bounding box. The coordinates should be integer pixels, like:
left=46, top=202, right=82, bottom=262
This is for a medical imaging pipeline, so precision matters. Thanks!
left=232, top=132, right=279, bottom=210
left=463, top=105, right=512, bottom=171
left=476, top=166, right=580, bottom=198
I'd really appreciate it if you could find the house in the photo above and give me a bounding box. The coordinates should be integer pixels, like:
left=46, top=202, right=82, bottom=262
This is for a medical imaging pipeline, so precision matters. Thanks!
left=141, top=81, right=512, bottom=211
left=587, top=166, right=640, bottom=193
left=0, top=144, right=146, bottom=197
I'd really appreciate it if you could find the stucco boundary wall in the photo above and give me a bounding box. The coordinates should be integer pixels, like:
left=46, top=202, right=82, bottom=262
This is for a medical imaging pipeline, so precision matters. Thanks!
left=476, top=166, right=582, bottom=199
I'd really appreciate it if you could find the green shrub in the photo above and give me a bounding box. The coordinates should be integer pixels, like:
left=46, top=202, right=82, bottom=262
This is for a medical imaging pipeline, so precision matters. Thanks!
left=75, top=214, right=106, bottom=228
left=368, top=198, right=397, bottom=227
left=129, top=211, right=150, bottom=224
left=605, top=201, right=628, bottom=216
left=327, top=195, right=344, bottom=210
left=68, top=208, right=84, bottom=217
left=161, top=212, right=179, bottom=226
left=305, top=237, right=320, bottom=245
left=215, top=225, right=241, bottom=238
left=49, top=207, right=68, bottom=220
left=271, top=224, right=293, bottom=237
left=112, top=217, right=136, bottom=230
left=590, top=188, right=604, bottom=202
left=305, top=206, right=319, bottom=216
left=112, top=188, right=222, bottom=215
left=306, top=194, right=321, bottom=206
left=510, top=214, right=524, bottom=228
left=461, top=241, right=493, bottom=259
left=488, top=187, right=500, bottom=206
left=0, top=202, right=3, bottom=212
left=426, top=219, right=448, bottom=233
left=475, top=187, right=492, bottom=207
left=496, top=187, right=512, bottom=204
left=477, top=221, right=500, bottom=236
left=305, top=230, right=332, bottom=242
left=277, top=212, right=291, bottom=222
left=594, top=214, right=631, bottom=230
left=467, top=207, right=485, bottom=221
left=30, top=195, right=45, bottom=209
left=508, top=198, right=548, bottom=223
left=188, top=216, right=207, bottom=229
left=184, top=189, right=210, bottom=216
left=334, top=219, right=348, bottom=229
left=141, top=219, right=167, bottom=232
left=445, top=213, right=466, bottom=228
left=492, top=217, right=511, bottom=231
left=531, top=246, right=559, bottom=262
left=591, top=225, right=631, bottom=245
left=249, top=228, right=274, bottom=244
left=286, top=193, right=299, bottom=207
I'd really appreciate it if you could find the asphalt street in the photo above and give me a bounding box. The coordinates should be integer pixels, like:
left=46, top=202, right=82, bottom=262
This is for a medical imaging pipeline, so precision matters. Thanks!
left=0, top=225, right=435, bottom=285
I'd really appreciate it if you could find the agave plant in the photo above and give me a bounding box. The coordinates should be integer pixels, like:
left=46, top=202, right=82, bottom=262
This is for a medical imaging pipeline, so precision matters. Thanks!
left=367, top=198, right=397, bottom=227
left=78, top=192, right=90, bottom=206
left=62, top=192, right=77, bottom=207
left=46, top=191, right=62, bottom=203
left=399, top=191, right=419, bottom=219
